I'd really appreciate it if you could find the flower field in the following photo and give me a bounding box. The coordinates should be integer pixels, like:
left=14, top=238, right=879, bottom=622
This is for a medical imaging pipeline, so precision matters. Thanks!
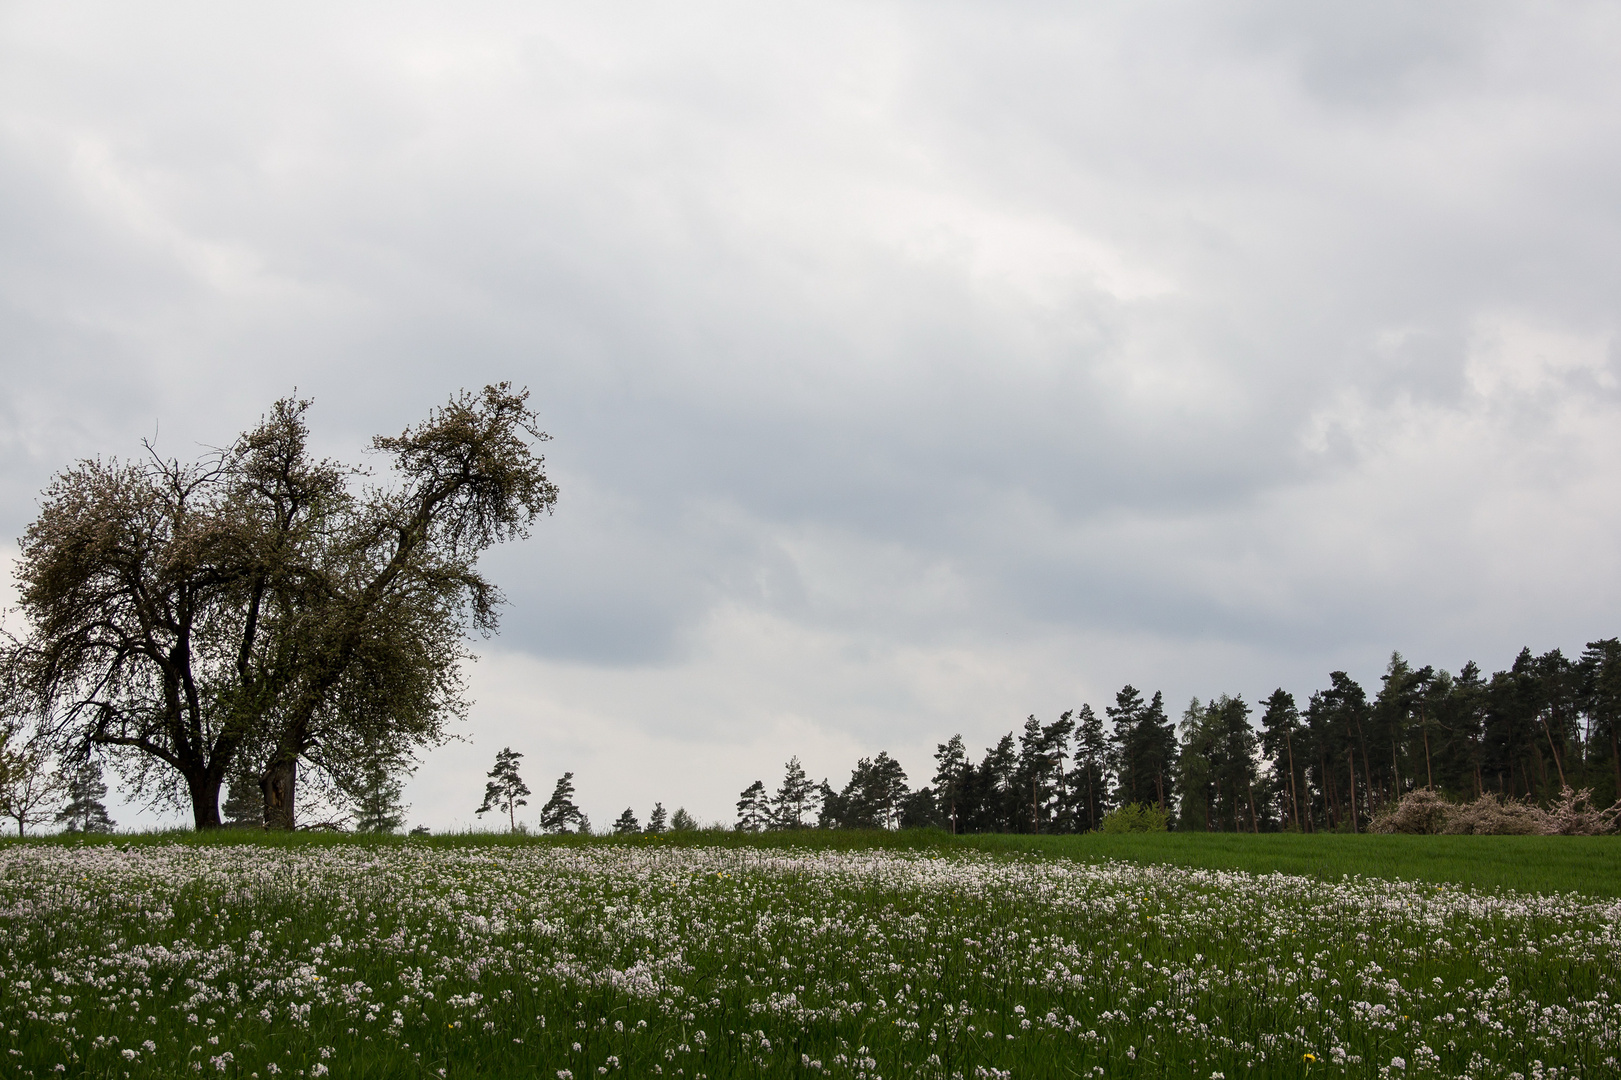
left=2, top=840, right=1618, bottom=1079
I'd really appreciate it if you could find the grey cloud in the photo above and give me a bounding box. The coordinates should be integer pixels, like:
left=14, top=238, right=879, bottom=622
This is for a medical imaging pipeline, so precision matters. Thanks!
left=4, top=2, right=1621, bottom=825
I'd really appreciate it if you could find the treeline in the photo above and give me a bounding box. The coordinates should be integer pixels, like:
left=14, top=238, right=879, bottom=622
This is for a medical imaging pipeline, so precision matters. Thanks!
left=735, top=639, right=1621, bottom=834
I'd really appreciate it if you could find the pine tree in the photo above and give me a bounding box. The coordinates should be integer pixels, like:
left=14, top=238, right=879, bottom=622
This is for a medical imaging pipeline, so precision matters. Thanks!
left=669, top=806, right=698, bottom=831
left=1014, top=712, right=1075, bottom=832
left=1109, top=687, right=1177, bottom=811
left=1580, top=640, right=1621, bottom=806
left=979, top=734, right=1019, bottom=832
left=1259, top=689, right=1306, bottom=831
left=1210, top=695, right=1260, bottom=832
left=770, top=756, right=817, bottom=829
left=646, top=802, right=669, bottom=834
left=1015, top=714, right=1048, bottom=833
left=221, top=760, right=262, bottom=828
left=53, top=756, right=115, bottom=834
left=1107, top=685, right=1148, bottom=806
left=1174, top=697, right=1216, bottom=831
left=1042, top=711, right=1076, bottom=831
left=1306, top=671, right=1373, bottom=830
left=1428, top=664, right=1485, bottom=799
left=933, top=734, right=970, bottom=834
left=612, top=807, right=640, bottom=834
left=821, top=753, right=910, bottom=829
left=735, top=780, right=770, bottom=831
left=1072, top=704, right=1110, bottom=832
left=352, top=756, right=409, bottom=834
left=538, top=772, right=585, bottom=834
left=476, top=747, right=532, bottom=833
left=871, top=752, right=909, bottom=828
left=898, top=786, right=940, bottom=828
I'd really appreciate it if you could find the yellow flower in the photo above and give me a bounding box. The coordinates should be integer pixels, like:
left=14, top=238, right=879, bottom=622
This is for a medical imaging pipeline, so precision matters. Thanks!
left=1303, top=1053, right=1317, bottom=1064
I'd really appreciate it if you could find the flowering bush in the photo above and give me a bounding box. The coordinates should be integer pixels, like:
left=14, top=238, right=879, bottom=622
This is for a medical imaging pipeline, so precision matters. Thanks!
left=1372, top=787, right=1620, bottom=836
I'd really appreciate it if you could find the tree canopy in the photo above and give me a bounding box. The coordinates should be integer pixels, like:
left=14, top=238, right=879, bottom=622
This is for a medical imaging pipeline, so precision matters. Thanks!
left=9, top=384, right=556, bottom=829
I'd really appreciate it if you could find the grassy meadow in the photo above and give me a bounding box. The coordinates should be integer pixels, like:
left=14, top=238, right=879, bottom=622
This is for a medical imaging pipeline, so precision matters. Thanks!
left=2, top=831, right=1618, bottom=1079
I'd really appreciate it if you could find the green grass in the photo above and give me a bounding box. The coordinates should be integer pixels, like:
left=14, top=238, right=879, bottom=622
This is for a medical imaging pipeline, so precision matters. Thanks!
left=2, top=834, right=1619, bottom=1079
left=27, top=826, right=1621, bottom=898
left=953, top=831, right=1621, bottom=899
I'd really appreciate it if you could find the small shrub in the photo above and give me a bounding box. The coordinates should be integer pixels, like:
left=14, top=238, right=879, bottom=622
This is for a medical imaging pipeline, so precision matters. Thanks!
left=1370, top=789, right=1454, bottom=834
left=1542, top=786, right=1621, bottom=836
left=1098, top=803, right=1170, bottom=833
left=1443, top=794, right=1547, bottom=836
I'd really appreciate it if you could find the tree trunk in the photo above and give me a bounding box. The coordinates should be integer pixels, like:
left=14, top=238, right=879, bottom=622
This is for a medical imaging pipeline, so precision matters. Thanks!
left=1539, top=712, right=1568, bottom=790
left=1612, top=728, right=1620, bottom=805
left=1323, top=756, right=1337, bottom=830
left=1423, top=727, right=1434, bottom=789
left=188, top=771, right=224, bottom=830
left=261, top=758, right=297, bottom=830
left=1347, top=748, right=1358, bottom=833
left=1285, top=730, right=1301, bottom=831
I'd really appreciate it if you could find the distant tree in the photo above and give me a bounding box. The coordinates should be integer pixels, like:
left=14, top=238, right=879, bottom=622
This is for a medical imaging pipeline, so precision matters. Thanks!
left=1110, top=687, right=1176, bottom=810
left=408, top=823, right=431, bottom=837
left=933, top=734, right=970, bottom=834
left=349, top=753, right=410, bottom=834
left=821, top=752, right=909, bottom=829
left=669, top=806, right=698, bottom=832
left=1428, top=663, right=1486, bottom=799
left=1174, top=698, right=1216, bottom=831
left=1258, top=689, right=1306, bottom=831
left=1483, top=651, right=1546, bottom=801
left=0, top=734, right=63, bottom=837
left=1071, top=704, right=1110, bottom=832
left=1210, top=695, right=1260, bottom=832
left=770, top=756, right=818, bottom=829
left=1305, top=671, right=1372, bottom=830
left=1041, top=710, right=1076, bottom=830
left=476, top=747, right=531, bottom=833
left=646, top=802, right=669, bottom=834
left=53, top=755, right=116, bottom=834
left=538, top=771, right=585, bottom=834
left=978, top=734, right=1019, bottom=831
left=898, top=786, right=940, bottom=829
left=575, top=811, right=593, bottom=836
left=870, top=752, right=911, bottom=829
left=612, top=807, right=640, bottom=835
left=1014, top=712, right=1074, bottom=832
left=221, top=759, right=263, bottom=828
left=814, top=778, right=843, bottom=828
left=735, top=780, right=770, bottom=831
left=1580, top=639, right=1621, bottom=806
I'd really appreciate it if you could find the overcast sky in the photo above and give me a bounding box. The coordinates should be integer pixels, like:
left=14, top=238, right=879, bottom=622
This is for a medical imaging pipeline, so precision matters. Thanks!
left=4, top=1, right=1620, bottom=831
